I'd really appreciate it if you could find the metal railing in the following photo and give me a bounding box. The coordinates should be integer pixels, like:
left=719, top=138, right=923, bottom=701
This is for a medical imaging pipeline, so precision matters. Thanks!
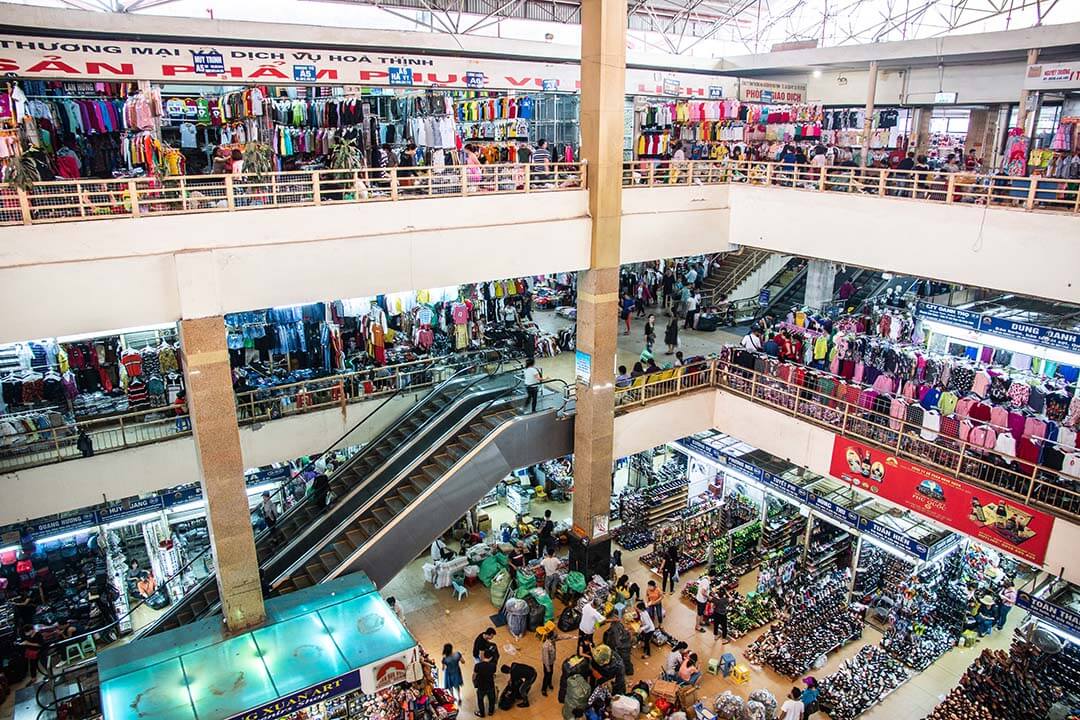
left=0, top=162, right=587, bottom=226
left=589, top=355, right=1080, bottom=522
left=622, top=159, right=1080, bottom=215
left=0, top=350, right=508, bottom=473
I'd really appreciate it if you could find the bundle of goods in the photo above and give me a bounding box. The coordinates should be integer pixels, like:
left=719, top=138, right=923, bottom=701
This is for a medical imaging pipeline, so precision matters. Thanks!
left=747, top=689, right=777, bottom=718
left=714, top=691, right=746, bottom=720
left=924, top=640, right=1066, bottom=720
left=746, top=572, right=863, bottom=677
left=818, top=645, right=909, bottom=720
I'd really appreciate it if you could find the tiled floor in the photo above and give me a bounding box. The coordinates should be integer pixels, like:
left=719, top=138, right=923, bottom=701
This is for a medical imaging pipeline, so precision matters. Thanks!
left=383, top=498, right=1020, bottom=720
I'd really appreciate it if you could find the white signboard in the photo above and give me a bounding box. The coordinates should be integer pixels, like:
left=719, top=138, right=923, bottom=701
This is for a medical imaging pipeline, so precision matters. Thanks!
left=1024, top=62, right=1080, bottom=90
left=0, top=33, right=738, bottom=97
left=738, top=78, right=807, bottom=104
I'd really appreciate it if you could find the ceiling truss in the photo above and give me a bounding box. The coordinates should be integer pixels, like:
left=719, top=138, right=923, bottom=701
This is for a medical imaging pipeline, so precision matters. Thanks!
left=53, top=0, right=1072, bottom=56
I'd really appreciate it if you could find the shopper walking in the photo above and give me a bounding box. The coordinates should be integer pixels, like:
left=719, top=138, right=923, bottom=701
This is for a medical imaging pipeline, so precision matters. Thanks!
left=260, top=492, right=284, bottom=545
left=664, top=317, right=679, bottom=355
left=711, top=589, right=730, bottom=642
left=473, top=650, right=498, bottom=718
left=694, top=574, right=711, bottom=632
left=997, top=579, right=1017, bottom=630
left=620, top=293, right=635, bottom=335
left=781, top=688, right=805, bottom=720
left=311, top=473, right=330, bottom=509
left=500, top=662, right=537, bottom=708
left=644, top=314, right=656, bottom=352
left=660, top=543, right=679, bottom=593
left=644, top=579, right=664, bottom=627
left=684, top=291, right=699, bottom=330
left=522, top=358, right=542, bottom=413
left=442, top=643, right=465, bottom=702
left=540, top=632, right=558, bottom=696
left=541, top=549, right=561, bottom=596
left=801, top=677, right=820, bottom=719
left=538, top=510, right=556, bottom=554
left=578, top=601, right=606, bottom=645
left=531, top=139, right=552, bottom=184
left=662, top=268, right=675, bottom=309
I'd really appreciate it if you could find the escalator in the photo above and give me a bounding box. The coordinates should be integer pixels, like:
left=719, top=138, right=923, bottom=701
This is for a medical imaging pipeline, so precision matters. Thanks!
left=272, top=373, right=574, bottom=590
left=138, top=350, right=510, bottom=635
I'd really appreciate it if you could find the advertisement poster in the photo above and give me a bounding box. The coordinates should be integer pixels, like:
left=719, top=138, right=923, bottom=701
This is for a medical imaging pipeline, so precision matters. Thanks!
left=829, top=438, right=1055, bottom=565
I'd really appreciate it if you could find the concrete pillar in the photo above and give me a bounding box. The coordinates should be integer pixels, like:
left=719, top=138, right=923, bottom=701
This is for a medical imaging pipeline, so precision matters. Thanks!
left=570, top=0, right=626, bottom=578
left=912, top=107, right=932, bottom=157
left=1016, top=49, right=1040, bottom=134
left=180, top=316, right=265, bottom=633
left=859, top=61, right=879, bottom=167
left=966, top=108, right=988, bottom=158
left=804, top=259, right=837, bottom=311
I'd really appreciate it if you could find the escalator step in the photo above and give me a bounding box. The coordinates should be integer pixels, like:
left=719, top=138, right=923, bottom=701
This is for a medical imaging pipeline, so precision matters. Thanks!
left=420, top=464, right=441, bottom=482
left=385, top=496, right=405, bottom=513
left=446, top=444, right=467, bottom=459
left=346, top=529, right=368, bottom=546
left=306, top=563, right=328, bottom=583
left=190, top=601, right=206, bottom=614
left=372, top=505, right=392, bottom=524
left=319, top=552, right=338, bottom=570
left=398, top=485, right=419, bottom=502
left=432, top=453, right=454, bottom=471
left=334, top=541, right=355, bottom=561
left=360, top=517, right=380, bottom=535
left=292, top=575, right=313, bottom=590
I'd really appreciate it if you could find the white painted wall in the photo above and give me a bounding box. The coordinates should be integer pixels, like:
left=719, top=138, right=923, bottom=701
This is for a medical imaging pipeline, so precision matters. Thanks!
left=621, top=185, right=734, bottom=264
left=729, top=184, right=1080, bottom=304
left=802, top=62, right=1027, bottom=106
left=613, top=391, right=717, bottom=459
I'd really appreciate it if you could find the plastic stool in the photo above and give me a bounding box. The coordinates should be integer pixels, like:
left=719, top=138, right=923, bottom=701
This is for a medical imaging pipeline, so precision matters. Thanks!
left=707, top=658, right=720, bottom=675
left=64, top=636, right=96, bottom=665
left=536, top=621, right=556, bottom=641
left=720, top=652, right=737, bottom=677
left=731, top=664, right=750, bottom=685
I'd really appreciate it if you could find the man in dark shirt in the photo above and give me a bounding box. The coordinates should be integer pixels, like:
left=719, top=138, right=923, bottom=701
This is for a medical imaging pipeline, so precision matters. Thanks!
left=501, top=662, right=538, bottom=707
left=472, top=627, right=499, bottom=664
left=473, top=653, right=498, bottom=717
left=538, top=509, right=555, bottom=553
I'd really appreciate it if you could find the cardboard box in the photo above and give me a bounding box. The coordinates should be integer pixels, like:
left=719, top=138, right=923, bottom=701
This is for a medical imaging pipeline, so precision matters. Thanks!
left=652, top=679, right=679, bottom=702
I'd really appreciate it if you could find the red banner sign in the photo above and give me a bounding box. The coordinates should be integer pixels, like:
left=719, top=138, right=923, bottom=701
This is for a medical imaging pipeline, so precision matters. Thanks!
left=829, top=437, right=1055, bottom=565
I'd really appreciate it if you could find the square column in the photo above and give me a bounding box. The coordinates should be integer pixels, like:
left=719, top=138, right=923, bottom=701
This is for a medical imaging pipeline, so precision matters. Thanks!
left=180, top=316, right=265, bottom=633
left=571, top=0, right=626, bottom=566
left=803, top=259, right=837, bottom=311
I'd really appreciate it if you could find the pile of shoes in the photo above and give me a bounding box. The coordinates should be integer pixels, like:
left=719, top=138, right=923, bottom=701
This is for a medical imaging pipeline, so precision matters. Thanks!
left=745, top=572, right=863, bottom=677
left=818, top=645, right=908, bottom=720
left=881, top=623, right=955, bottom=670
left=924, top=642, right=1065, bottom=720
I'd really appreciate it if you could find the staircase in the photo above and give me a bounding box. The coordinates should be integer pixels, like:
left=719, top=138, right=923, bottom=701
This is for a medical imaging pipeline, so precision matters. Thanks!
left=703, top=249, right=774, bottom=304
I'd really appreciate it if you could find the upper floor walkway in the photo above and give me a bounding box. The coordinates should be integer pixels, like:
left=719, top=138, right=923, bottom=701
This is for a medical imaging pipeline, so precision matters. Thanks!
left=2, top=160, right=1077, bottom=343
left=6, top=351, right=1078, bottom=579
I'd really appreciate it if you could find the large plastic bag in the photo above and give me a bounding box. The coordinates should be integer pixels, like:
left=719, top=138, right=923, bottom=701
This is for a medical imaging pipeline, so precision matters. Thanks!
left=490, top=571, right=511, bottom=607
left=561, top=571, right=586, bottom=595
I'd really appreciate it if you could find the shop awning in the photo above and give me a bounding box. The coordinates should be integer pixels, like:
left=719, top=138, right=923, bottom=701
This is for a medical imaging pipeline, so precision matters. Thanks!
left=98, top=573, right=416, bottom=720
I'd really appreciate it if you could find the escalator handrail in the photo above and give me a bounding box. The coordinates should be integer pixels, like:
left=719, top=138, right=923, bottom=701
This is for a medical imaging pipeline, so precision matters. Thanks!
left=260, top=351, right=517, bottom=566
left=269, top=358, right=525, bottom=584
left=45, top=350, right=509, bottom=660
left=321, top=373, right=529, bottom=584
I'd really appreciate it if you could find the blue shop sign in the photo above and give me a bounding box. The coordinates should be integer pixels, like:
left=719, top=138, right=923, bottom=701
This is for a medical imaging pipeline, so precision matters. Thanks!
left=388, top=67, right=414, bottom=86
left=916, top=302, right=980, bottom=330
left=191, top=49, right=225, bottom=75
left=293, top=64, right=317, bottom=82
left=29, top=512, right=99, bottom=541
left=759, top=471, right=809, bottom=504
left=542, top=79, right=559, bottom=92
left=857, top=517, right=929, bottom=560
left=675, top=437, right=725, bottom=465
left=1016, top=591, right=1080, bottom=637
left=806, top=494, right=859, bottom=529
left=162, top=486, right=203, bottom=509
left=723, top=455, right=765, bottom=482
left=708, top=86, right=724, bottom=99
left=978, top=315, right=1080, bottom=355
left=760, top=89, right=773, bottom=103
left=97, top=496, right=164, bottom=524
left=465, top=72, right=486, bottom=88
left=758, top=289, right=771, bottom=307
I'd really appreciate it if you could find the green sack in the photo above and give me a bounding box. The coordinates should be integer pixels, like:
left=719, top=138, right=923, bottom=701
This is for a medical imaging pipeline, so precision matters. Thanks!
left=516, top=569, right=537, bottom=592
left=532, top=589, right=555, bottom=621
left=478, top=553, right=509, bottom=587
left=562, top=571, right=586, bottom=595
left=490, top=571, right=511, bottom=607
